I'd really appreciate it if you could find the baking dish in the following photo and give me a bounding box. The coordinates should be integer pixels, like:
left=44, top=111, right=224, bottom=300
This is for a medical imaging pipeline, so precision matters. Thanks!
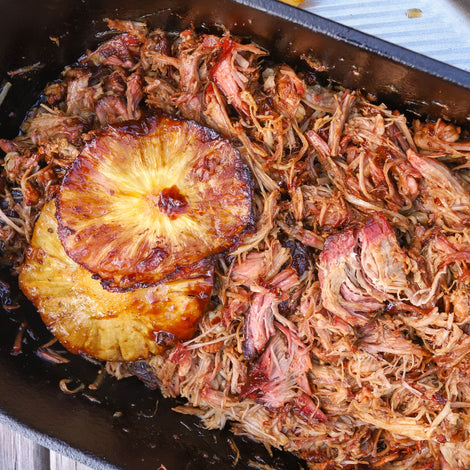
left=1, top=1, right=470, bottom=469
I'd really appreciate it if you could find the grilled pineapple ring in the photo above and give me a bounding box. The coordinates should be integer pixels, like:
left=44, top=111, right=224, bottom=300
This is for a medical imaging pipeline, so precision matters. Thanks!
left=19, top=200, right=213, bottom=361
left=57, top=115, right=252, bottom=291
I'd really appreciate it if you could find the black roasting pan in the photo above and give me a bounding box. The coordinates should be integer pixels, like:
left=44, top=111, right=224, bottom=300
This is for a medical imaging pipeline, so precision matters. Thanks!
left=1, top=1, right=470, bottom=469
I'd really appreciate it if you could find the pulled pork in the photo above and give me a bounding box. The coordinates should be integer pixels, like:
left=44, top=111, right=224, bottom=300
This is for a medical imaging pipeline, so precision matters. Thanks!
left=3, top=19, right=470, bottom=469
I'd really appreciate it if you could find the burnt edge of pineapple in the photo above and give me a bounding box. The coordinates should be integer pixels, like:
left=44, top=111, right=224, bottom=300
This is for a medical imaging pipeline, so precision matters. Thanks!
left=0, top=270, right=304, bottom=470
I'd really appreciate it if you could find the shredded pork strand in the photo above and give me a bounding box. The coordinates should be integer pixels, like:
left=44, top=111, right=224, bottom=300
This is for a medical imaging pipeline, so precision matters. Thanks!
left=3, top=20, right=470, bottom=469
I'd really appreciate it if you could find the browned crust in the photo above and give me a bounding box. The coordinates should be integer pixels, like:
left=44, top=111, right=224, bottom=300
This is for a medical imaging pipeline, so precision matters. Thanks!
left=19, top=200, right=215, bottom=361
left=56, top=114, right=253, bottom=291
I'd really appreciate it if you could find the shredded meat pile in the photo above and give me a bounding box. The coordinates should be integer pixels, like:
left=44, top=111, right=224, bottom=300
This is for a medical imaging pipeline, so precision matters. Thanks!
left=3, top=19, right=470, bottom=469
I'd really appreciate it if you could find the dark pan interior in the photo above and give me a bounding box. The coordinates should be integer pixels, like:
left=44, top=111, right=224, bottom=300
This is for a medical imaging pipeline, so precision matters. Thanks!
left=1, top=1, right=470, bottom=469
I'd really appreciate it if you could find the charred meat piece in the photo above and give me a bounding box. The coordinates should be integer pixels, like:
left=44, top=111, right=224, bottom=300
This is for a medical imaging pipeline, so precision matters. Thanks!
left=242, top=325, right=326, bottom=422
left=122, top=361, right=159, bottom=389
left=94, top=95, right=129, bottom=126
left=242, top=332, right=301, bottom=408
left=85, top=33, right=142, bottom=69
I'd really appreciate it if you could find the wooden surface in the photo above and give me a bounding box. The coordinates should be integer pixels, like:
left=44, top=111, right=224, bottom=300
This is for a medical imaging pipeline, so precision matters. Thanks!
left=0, top=423, right=93, bottom=470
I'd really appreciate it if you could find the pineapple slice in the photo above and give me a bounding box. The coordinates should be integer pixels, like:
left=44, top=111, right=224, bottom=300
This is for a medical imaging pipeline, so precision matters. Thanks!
left=57, top=115, right=252, bottom=291
left=19, top=200, right=213, bottom=361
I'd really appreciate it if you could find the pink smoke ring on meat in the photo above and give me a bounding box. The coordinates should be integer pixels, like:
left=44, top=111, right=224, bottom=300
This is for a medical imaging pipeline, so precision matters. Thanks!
left=318, top=214, right=411, bottom=326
